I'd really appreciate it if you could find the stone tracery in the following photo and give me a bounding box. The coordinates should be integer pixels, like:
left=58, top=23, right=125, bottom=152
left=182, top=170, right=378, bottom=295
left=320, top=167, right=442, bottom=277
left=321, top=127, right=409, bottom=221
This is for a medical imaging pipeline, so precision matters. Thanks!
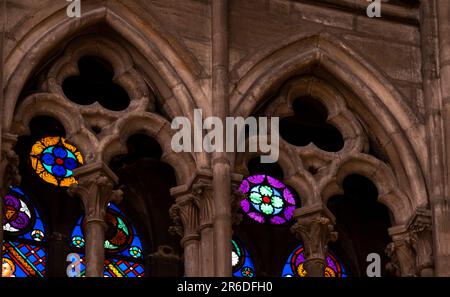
left=0, top=0, right=442, bottom=278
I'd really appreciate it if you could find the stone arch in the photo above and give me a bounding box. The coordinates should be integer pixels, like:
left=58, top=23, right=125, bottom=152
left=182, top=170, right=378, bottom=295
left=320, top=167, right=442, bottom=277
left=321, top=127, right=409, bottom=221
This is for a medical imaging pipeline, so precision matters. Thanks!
left=320, top=153, right=413, bottom=224
left=230, top=33, right=428, bottom=220
left=100, top=113, right=196, bottom=186
left=11, top=93, right=98, bottom=163
left=3, top=2, right=209, bottom=169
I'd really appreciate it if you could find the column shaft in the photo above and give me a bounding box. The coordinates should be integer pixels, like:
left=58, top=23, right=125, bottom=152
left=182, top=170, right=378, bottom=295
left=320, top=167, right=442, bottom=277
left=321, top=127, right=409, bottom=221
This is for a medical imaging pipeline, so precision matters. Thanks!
left=84, top=220, right=106, bottom=277
left=304, top=259, right=327, bottom=277
left=212, top=0, right=231, bottom=277
left=200, top=226, right=214, bottom=276
left=291, top=206, right=337, bottom=277
left=183, top=238, right=200, bottom=277
left=435, top=0, right=450, bottom=276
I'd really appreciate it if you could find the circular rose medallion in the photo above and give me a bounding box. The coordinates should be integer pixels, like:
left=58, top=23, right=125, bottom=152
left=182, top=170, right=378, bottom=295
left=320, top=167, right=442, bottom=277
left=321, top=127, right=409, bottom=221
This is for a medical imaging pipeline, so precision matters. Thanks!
left=239, top=175, right=297, bottom=224
left=30, top=136, right=84, bottom=187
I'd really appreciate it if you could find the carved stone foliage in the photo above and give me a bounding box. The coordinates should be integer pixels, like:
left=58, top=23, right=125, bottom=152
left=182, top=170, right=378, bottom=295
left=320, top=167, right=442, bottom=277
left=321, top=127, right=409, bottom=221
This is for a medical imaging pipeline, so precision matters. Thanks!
left=290, top=206, right=338, bottom=260
left=386, top=234, right=416, bottom=277
left=169, top=196, right=199, bottom=245
left=67, top=162, right=123, bottom=223
left=192, top=179, right=214, bottom=229
left=387, top=209, right=434, bottom=277
left=170, top=171, right=244, bottom=238
left=408, top=209, right=433, bottom=276
left=169, top=172, right=216, bottom=241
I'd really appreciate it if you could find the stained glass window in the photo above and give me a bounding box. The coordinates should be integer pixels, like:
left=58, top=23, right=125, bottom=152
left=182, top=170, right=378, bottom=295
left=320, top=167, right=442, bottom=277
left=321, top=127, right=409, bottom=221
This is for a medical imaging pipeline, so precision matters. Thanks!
left=2, top=186, right=47, bottom=277
left=30, top=136, right=83, bottom=187
left=68, top=203, right=145, bottom=277
left=239, top=175, right=297, bottom=224
left=232, top=239, right=256, bottom=277
left=282, top=244, right=347, bottom=277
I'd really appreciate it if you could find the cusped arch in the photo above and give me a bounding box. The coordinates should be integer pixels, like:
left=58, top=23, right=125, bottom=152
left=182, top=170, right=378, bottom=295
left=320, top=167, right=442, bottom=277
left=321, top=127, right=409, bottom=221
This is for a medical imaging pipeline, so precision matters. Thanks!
left=320, top=153, right=413, bottom=224
left=11, top=93, right=98, bottom=162
left=230, top=33, right=428, bottom=214
left=100, top=113, right=196, bottom=186
left=3, top=2, right=208, bottom=134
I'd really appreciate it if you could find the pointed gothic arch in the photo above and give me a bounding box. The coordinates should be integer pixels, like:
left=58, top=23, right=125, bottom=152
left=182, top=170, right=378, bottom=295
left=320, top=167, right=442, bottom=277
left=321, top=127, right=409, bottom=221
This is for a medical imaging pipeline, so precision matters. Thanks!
left=3, top=2, right=209, bottom=170
left=229, top=33, right=428, bottom=223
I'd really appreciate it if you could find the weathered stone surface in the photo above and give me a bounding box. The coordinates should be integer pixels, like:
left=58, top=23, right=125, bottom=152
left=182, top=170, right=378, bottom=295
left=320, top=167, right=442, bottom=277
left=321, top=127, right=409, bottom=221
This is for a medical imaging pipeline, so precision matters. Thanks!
left=2, top=0, right=450, bottom=277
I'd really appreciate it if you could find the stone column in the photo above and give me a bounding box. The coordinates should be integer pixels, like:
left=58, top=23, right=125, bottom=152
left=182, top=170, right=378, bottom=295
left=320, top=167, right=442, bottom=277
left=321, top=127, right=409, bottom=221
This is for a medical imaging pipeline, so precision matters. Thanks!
left=193, top=181, right=214, bottom=277
left=435, top=0, right=450, bottom=276
left=68, top=162, right=122, bottom=277
left=169, top=189, right=200, bottom=277
left=290, top=205, right=337, bottom=277
left=0, top=0, right=5, bottom=195
left=211, top=0, right=232, bottom=277
left=387, top=227, right=417, bottom=277
left=0, top=2, right=7, bottom=264
left=387, top=209, right=434, bottom=277
left=409, top=209, right=434, bottom=277
left=0, top=134, right=21, bottom=274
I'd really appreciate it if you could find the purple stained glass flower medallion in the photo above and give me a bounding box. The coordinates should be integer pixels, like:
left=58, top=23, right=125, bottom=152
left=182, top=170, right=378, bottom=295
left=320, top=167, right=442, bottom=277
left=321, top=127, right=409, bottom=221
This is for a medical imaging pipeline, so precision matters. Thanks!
left=239, top=175, right=298, bottom=224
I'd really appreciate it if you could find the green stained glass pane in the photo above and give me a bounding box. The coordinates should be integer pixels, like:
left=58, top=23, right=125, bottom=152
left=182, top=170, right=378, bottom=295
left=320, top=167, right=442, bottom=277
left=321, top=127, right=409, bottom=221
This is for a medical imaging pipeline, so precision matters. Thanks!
left=259, top=186, right=273, bottom=197
left=249, top=192, right=262, bottom=204
left=271, top=195, right=284, bottom=208
left=260, top=203, right=274, bottom=215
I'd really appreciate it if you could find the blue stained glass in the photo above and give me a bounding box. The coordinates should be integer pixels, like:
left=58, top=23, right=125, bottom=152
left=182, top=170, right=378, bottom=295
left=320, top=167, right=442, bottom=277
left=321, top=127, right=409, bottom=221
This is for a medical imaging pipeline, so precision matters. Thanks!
left=68, top=203, right=145, bottom=277
left=30, top=136, right=84, bottom=187
left=67, top=253, right=86, bottom=277
left=43, top=163, right=53, bottom=174
left=53, top=147, right=68, bottom=158
left=70, top=216, right=84, bottom=245
left=2, top=186, right=47, bottom=277
left=66, top=150, right=77, bottom=160
left=104, top=259, right=145, bottom=277
left=3, top=186, right=46, bottom=241
left=232, top=239, right=256, bottom=278
left=52, top=165, right=67, bottom=177
left=42, top=154, right=55, bottom=165
left=64, top=158, right=77, bottom=170
left=43, top=147, right=53, bottom=154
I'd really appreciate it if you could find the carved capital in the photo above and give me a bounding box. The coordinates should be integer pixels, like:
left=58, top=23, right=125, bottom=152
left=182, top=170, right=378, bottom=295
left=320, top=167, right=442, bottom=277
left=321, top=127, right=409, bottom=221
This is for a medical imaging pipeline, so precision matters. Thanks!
left=169, top=194, right=199, bottom=245
left=408, top=209, right=434, bottom=276
left=291, top=205, right=337, bottom=260
left=388, top=226, right=417, bottom=277
left=68, top=162, right=122, bottom=223
left=192, top=181, right=214, bottom=229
